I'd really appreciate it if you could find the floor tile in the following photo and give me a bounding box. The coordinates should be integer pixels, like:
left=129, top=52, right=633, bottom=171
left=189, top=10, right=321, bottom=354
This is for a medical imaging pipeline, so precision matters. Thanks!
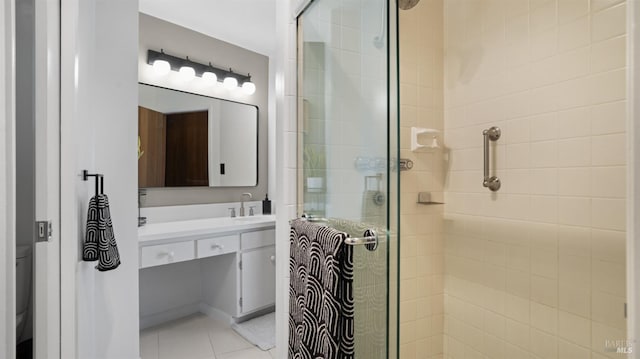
left=140, top=330, right=159, bottom=359
left=217, top=348, right=272, bottom=359
left=155, top=313, right=210, bottom=333
left=141, top=314, right=279, bottom=359
left=209, top=329, right=253, bottom=355
left=199, top=316, right=231, bottom=333
left=158, top=329, right=215, bottom=359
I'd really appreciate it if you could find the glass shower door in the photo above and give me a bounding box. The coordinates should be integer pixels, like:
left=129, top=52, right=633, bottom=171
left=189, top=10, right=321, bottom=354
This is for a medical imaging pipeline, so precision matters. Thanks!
left=297, top=0, right=399, bottom=358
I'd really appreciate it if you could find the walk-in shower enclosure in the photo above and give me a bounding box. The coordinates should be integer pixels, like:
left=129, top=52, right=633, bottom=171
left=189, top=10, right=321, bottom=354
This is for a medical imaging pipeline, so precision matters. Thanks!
left=297, top=0, right=401, bottom=357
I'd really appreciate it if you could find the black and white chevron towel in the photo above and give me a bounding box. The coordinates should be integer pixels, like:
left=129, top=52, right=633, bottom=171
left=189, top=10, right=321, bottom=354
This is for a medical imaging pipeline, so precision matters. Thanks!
left=289, top=219, right=354, bottom=359
left=83, top=194, right=121, bottom=271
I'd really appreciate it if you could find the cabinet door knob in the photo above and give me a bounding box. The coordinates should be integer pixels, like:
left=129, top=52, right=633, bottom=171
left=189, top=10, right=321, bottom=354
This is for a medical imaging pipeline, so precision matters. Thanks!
left=161, top=251, right=175, bottom=259
left=270, top=255, right=275, bottom=262
left=211, top=244, right=224, bottom=250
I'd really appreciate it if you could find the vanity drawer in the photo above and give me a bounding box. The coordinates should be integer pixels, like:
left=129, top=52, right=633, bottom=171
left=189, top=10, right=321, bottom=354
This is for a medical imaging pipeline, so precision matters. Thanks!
left=197, top=234, right=239, bottom=258
left=140, top=241, right=195, bottom=268
left=241, top=229, right=275, bottom=250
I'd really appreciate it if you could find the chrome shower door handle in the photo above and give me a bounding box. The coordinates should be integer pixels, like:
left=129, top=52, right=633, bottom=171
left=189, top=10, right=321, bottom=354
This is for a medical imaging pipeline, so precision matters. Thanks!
left=483, top=126, right=501, bottom=192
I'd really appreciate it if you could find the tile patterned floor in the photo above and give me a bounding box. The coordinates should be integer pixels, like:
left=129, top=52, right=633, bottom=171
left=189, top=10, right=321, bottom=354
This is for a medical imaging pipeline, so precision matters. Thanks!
left=140, top=313, right=277, bottom=359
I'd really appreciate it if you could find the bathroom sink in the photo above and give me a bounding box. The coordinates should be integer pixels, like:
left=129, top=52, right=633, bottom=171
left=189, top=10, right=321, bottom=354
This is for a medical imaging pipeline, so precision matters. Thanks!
left=233, top=216, right=267, bottom=222
left=138, top=215, right=276, bottom=243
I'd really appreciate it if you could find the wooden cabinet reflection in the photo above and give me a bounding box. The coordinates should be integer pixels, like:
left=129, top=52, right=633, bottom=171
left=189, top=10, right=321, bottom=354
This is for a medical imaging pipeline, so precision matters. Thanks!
left=138, top=106, right=209, bottom=187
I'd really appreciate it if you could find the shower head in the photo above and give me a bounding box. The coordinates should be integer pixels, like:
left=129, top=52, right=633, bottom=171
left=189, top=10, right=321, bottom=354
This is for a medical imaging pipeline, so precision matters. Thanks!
left=399, top=0, right=420, bottom=10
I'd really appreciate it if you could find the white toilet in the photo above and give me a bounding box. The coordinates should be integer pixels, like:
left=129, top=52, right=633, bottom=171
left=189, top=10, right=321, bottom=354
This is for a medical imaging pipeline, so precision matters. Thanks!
left=16, top=245, right=32, bottom=343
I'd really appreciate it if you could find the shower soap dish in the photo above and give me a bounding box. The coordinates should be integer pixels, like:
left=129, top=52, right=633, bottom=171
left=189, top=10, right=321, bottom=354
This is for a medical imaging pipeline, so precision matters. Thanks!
left=417, top=192, right=444, bottom=205
left=411, top=127, right=441, bottom=152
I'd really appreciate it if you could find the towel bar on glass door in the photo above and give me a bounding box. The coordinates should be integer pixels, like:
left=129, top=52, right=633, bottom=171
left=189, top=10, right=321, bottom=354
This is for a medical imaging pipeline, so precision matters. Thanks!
left=290, top=215, right=379, bottom=249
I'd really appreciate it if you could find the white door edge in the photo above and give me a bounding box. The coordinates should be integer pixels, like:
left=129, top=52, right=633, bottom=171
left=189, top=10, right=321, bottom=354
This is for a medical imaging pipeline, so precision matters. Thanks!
left=33, top=0, right=61, bottom=357
left=1, top=0, right=17, bottom=357
left=59, top=0, right=80, bottom=356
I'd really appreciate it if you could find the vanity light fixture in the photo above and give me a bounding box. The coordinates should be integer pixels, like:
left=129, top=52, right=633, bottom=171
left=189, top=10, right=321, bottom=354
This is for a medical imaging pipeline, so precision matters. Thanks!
left=147, top=49, right=255, bottom=94
left=223, top=75, right=238, bottom=90
left=202, top=65, right=218, bottom=84
left=179, top=63, right=196, bottom=81
left=152, top=58, right=171, bottom=76
left=242, top=77, right=256, bottom=95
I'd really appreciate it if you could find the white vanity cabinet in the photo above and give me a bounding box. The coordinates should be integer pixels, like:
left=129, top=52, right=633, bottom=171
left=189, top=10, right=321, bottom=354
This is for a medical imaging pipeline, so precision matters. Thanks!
left=140, top=241, right=195, bottom=268
left=138, top=215, right=276, bottom=327
left=197, top=234, right=239, bottom=258
left=239, top=229, right=275, bottom=314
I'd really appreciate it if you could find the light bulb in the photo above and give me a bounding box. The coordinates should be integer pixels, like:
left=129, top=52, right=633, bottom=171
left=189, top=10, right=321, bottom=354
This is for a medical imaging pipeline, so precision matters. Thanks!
left=242, top=81, right=256, bottom=95
left=202, top=71, right=217, bottom=84
left=223, top=76, right=238, bottom=89
left=179, top=66, right=196, bottom=81
left=152, top=59, right=170, bottom=75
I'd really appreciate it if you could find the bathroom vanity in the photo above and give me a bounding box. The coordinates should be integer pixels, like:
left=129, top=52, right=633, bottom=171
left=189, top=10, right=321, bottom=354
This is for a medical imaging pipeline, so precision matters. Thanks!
left=136, top=65, right=274, bottom=329
left=137, top=213, right=275, bottom=328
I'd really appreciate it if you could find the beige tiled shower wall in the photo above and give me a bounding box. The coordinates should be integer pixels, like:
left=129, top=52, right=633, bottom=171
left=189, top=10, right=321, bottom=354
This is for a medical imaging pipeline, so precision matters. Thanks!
left=442, top=1, right=628, bottom=359
left=399, top=0, right=446, bottom=358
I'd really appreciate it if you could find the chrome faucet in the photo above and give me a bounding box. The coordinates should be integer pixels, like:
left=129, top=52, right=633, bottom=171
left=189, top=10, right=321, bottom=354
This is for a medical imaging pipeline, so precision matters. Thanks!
left=240, top=192, right=252, bottom=216
left=138, top=189, right=147, bottom=227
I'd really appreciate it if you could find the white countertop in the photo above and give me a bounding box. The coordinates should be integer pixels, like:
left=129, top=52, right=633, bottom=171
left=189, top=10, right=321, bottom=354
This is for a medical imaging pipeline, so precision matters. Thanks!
left=138, top=215, right=276, bottom=243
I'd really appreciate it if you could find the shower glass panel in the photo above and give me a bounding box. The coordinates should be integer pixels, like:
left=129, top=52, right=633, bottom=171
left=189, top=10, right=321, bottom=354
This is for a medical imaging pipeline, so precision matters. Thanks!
left=297, top=0, right=399, bottom=358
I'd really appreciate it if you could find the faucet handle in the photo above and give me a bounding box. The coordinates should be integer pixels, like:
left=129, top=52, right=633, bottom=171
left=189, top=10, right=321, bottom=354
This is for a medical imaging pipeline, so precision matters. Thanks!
left=249, top=206, right=255, bottom=216
left=228, top=208, right=236, bottom=218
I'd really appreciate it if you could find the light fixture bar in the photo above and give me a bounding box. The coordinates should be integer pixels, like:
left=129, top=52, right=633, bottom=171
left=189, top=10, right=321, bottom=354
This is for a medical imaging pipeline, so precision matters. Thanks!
left=147, top=49, right=251, bottom=84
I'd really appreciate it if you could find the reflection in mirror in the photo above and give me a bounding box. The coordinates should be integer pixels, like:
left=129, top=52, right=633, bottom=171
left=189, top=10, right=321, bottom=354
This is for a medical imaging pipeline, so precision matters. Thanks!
left=138, top=83, right=258, bottom=188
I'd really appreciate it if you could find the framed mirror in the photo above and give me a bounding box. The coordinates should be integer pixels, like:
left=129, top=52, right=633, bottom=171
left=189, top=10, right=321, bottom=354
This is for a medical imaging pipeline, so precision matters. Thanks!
left=138, top=83, right=258, bottom=188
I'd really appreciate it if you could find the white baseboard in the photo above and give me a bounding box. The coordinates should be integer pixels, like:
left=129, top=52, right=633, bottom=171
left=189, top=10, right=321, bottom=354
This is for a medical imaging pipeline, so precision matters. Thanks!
left=140, top=303, right=200, bottom=330
left=198, top=302, right=234, bottom=325
left=140, top=302, right=248, bottom=329
left=234, top=305, right=276, bottom=323
left=198, top=302, right=276, bottom=324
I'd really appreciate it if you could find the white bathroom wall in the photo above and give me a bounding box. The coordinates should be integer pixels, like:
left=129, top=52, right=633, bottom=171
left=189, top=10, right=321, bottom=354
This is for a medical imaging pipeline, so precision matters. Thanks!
left=629, top=0, right=640, bottom=348
left=138, top=261, right=202, bottom=328
left=60, top=0, right=139, bottom=358
left=442, top=1, right=628, bottom=358
left=274, top=0, right=299, bottom=355
left=398, top=1, right=632, bottom=358
left=0, top=0, right=16, bottom=356
left=398, top=0, right=446, bottom=357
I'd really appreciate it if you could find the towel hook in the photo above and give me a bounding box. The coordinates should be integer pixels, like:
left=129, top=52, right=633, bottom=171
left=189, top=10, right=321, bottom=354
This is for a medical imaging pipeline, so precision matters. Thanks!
left=82, top=170, right=104, bottom=198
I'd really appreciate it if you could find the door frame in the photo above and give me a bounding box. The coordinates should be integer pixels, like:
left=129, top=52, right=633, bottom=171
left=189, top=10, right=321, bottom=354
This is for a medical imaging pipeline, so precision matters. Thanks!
left=33, top=0, right=61, bottom=357
left=1, top=0, right=62, bottom=357
left=1, top=0, right=17, bottom=357
left=59, top=0, right=78, bottom=356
